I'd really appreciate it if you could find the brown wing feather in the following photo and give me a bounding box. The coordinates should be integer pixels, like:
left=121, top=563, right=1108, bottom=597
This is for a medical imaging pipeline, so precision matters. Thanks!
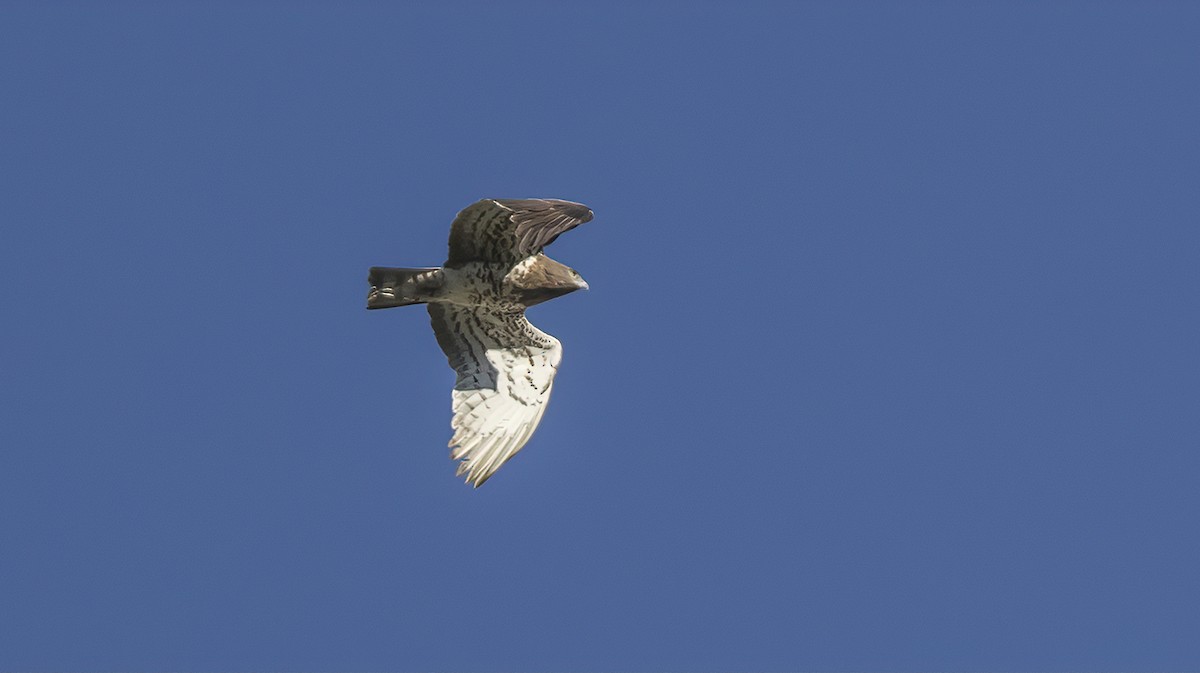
left=446, top=198, right=593, bottom=264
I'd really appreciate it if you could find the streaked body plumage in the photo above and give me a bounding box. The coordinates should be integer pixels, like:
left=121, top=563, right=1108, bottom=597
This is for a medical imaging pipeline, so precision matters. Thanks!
left=367, top=198, right=594, bottom=487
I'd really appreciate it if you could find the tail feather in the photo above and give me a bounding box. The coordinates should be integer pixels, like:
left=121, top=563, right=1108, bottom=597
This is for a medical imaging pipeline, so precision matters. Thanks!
left=367, top=267, right=443, bottom=309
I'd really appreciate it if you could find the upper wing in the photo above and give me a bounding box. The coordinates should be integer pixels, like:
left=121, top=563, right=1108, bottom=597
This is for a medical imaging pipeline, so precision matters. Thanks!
left=446, top=198, right=593, bottom=264
left=427, top=303, right=563, bottom=487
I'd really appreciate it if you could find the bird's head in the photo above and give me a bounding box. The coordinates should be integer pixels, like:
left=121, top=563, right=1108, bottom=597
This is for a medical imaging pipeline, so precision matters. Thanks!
left=508, top=255, right=589, bottom=306
left=566, top=266, right=589, bottom=292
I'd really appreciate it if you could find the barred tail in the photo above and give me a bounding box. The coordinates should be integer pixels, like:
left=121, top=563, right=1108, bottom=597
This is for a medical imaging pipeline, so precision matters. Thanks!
left=367, top=267, right=444, bottom=309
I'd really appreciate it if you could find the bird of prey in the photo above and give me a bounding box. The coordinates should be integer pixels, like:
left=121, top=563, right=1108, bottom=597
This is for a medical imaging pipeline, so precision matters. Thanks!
left=367, top=198, right=594, bottom=487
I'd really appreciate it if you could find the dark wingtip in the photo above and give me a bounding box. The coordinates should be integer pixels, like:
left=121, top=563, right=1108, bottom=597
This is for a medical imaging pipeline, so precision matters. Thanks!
left=562, top=201, right=593, bottom=223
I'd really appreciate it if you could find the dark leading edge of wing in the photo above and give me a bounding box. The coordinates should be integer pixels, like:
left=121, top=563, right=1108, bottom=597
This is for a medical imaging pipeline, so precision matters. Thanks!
left=446, top=198, right=594, bottom=264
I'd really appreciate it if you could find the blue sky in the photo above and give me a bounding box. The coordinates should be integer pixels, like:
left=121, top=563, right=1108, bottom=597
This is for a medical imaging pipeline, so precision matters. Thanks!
left=2, top=2, right=1198, bottom=670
